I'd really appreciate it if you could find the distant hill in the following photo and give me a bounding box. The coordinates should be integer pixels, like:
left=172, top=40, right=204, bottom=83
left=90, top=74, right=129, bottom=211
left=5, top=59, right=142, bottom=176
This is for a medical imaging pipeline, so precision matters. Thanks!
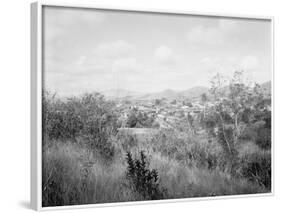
left=260, top=81, right=271, bottom=95
left=140, top=87, right=209, bottom=100
left=139, top=89, right=182, bottom=100
left=101, top=89, right=142, bottom=99
left=180, top=86, right=209, bottom=99
left=102, top=86, right=209, bottom=101
left=101, top=81, right=270, bottom=101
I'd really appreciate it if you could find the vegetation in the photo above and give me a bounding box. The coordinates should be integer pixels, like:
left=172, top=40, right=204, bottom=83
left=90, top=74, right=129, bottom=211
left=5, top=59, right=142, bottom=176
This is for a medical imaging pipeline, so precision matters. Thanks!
left=126, top=151, right=166, bottom=200
left=42, top=71, right=271, bottom=207
left=126, top=108, right=156, bottom=128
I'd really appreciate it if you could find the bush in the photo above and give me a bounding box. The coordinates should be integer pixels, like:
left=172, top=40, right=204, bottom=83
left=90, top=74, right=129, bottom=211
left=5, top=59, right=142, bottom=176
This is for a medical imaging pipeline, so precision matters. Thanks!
left=239, top=126, right=257, bottom=141
left=238, top=151, right=271, bottom=189
left=42, top=95, right=83, bottom=140
left=255, top=127, right=271, bottom=150
left=126, top=151, right=166, bottom=200
left=238, top=121, right=271, bottom=150
left=42, top=92, right=118, bottom=161
left=126, top=109, right=156, bottom=128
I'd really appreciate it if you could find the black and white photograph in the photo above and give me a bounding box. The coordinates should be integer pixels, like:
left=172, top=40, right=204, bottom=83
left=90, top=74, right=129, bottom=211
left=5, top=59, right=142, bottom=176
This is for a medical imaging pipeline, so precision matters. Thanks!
left=41, top=5, right=272, bottom=208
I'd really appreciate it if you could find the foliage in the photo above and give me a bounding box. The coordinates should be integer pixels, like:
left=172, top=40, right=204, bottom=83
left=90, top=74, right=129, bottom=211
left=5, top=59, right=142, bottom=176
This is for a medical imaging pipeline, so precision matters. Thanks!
left=238, top=151, right=271, bottom=189
left=254, top=110, right=271, bottom=149
left=183, top=100, right=193, bottom=107
left=126, top=109, right=156, bottom=128
left=206, top=71, right=270, bottom=156
left=117, top=132, right=139, bottom=153
left=155, top=99, right=161, bottom=105
left=42, top=70, right=271, bottom=206
left=150, top=130, right=227, bottom=171
left=43, top=91, right=118, bottom=161
left=42, top=92, right=83, bottom=140
left=201, top=93, right=208, bottom=103
left=126, top=151, right=166, bottom=200
left=171, top=100, right=177, bottom=105
left=255, top=127, right=271, bottom=150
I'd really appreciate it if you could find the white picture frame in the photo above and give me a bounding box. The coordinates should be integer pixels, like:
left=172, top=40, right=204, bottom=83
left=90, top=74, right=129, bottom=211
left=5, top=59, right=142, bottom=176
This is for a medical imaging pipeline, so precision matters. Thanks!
left=31, top=1, right=274, bottom=211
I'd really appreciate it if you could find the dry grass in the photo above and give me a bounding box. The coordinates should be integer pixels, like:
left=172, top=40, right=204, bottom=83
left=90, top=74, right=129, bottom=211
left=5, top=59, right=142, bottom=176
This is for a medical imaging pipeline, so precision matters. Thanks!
left=42, top=134, right=268, bottom=207
left=42, top=142, right=138, bottom=207
left=150, top=152, right=266, bottom=199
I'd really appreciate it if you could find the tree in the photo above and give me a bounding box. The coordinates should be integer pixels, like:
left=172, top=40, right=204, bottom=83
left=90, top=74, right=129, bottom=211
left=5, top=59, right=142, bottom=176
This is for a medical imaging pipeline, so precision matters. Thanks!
left=187, top=112, right=195, bottom=135
left=127, top=110, right=138, bottom=128
left=208, top=71, right=266, bottom=155
left=171, top=100, right=177, bottom=105
left=201, top=93, right=208, bottom=103
left=126, top=109, right=155, bottom=128
left=183, top=100, right=193, bottom=107
left=126, top=151, right=165, bottom=200
left=155, top=99, right=161, bottom=105
left=201, top=93, right=208, bottom=118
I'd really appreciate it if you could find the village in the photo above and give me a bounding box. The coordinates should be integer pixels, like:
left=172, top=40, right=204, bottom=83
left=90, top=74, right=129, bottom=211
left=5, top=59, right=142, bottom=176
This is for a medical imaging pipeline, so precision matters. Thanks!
left=115, top=97, right=214, bottom=130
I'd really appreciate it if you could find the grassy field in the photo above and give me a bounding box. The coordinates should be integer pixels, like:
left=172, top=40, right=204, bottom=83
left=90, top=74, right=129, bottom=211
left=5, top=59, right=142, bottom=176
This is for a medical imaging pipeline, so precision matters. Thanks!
left=42, top=130, right=270, bottom=207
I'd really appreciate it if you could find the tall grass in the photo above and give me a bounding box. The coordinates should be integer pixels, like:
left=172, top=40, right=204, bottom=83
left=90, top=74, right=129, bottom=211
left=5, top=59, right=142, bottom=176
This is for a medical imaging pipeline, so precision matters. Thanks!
left=42, top=142, right=138, bottom=207
left=43, top=139, right=267, bottom=207
left=149, top=152, right=266, bottom=198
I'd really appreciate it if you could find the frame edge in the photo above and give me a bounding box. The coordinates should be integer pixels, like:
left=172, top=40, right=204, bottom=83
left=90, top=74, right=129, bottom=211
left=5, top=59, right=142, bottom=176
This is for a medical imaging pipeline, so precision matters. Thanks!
left=32, top=1, right=275, bottom=211
left=31, top=2, right=41, bottom=211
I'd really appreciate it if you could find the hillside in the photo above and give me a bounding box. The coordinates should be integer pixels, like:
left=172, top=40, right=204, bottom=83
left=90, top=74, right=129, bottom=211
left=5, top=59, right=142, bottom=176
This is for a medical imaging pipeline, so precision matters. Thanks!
left=261, top=81, right=271, bottom=95
left=139, top=89, right=182, bottom=100
left=180, top=86, right=209, bottom=99
left=101, top=89, right=143, bottom=99
left=101, top=81, right=270, bottom=101
left=138, top=87, right=209, bottom=100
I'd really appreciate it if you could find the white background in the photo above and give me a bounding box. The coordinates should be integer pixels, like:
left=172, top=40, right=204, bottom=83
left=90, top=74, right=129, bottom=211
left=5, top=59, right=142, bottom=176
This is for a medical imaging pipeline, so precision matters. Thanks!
left=0, top=0, right=280, bottom=212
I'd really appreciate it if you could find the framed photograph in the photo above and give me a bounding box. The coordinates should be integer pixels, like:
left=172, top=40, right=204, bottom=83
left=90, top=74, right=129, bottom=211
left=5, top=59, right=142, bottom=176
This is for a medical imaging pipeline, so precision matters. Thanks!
left=31, top=1, right=274, bottom=211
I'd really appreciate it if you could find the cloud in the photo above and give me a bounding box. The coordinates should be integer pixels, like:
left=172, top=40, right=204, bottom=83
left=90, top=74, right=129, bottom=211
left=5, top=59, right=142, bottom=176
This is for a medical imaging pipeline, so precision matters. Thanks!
left=94, top=40, right=135, bottom=58
left=186, top=19, right=238, bottom=45
left=154, top=45, right=173, bottom=61
left=153, top=45, right=181, bottom=66
left=199, top=56, right=241, bottom=79
left=44, top=7, right=106, bottom=44
left=240, top=55, right=259, bottom=70
left=75, top=55, right=87, bottom=66
left=112, top=57, right=140, bottom=74
left=186, top=26, right=224, bottom=45
left=198, top=55, right=261, bottom=85
left=69, top=41, right=137, bottom=76
left=201, top=55, right=259, bottom=72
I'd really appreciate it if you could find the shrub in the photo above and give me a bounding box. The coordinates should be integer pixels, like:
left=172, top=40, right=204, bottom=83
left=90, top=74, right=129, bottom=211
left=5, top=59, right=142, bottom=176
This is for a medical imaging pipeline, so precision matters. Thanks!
left=255, top=127, right=271, bottom=150
left=126, top=151, right=166, bottom=200
left=126, top=109, right=156, bottom=128
left=239, top=126, right=257, bottom=141
left=238, top=121, right=271, bottom=150
left=238, top=151, right=271, bottom=189
left=42, top=92, right=118, bottom=161
left=42, top=92, right=84, bottom=141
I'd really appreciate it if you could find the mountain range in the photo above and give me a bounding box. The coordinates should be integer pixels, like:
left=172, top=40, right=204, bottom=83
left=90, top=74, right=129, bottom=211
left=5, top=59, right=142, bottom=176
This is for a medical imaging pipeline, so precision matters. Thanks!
left=102, top=86, right=209, bottom=101
left=101, top=81, right=271, bottom=101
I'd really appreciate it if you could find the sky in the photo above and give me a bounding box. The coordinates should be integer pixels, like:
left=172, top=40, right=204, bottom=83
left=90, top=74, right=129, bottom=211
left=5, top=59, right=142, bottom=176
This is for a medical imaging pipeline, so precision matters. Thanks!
left=43, top=6, right=272, bottom=96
